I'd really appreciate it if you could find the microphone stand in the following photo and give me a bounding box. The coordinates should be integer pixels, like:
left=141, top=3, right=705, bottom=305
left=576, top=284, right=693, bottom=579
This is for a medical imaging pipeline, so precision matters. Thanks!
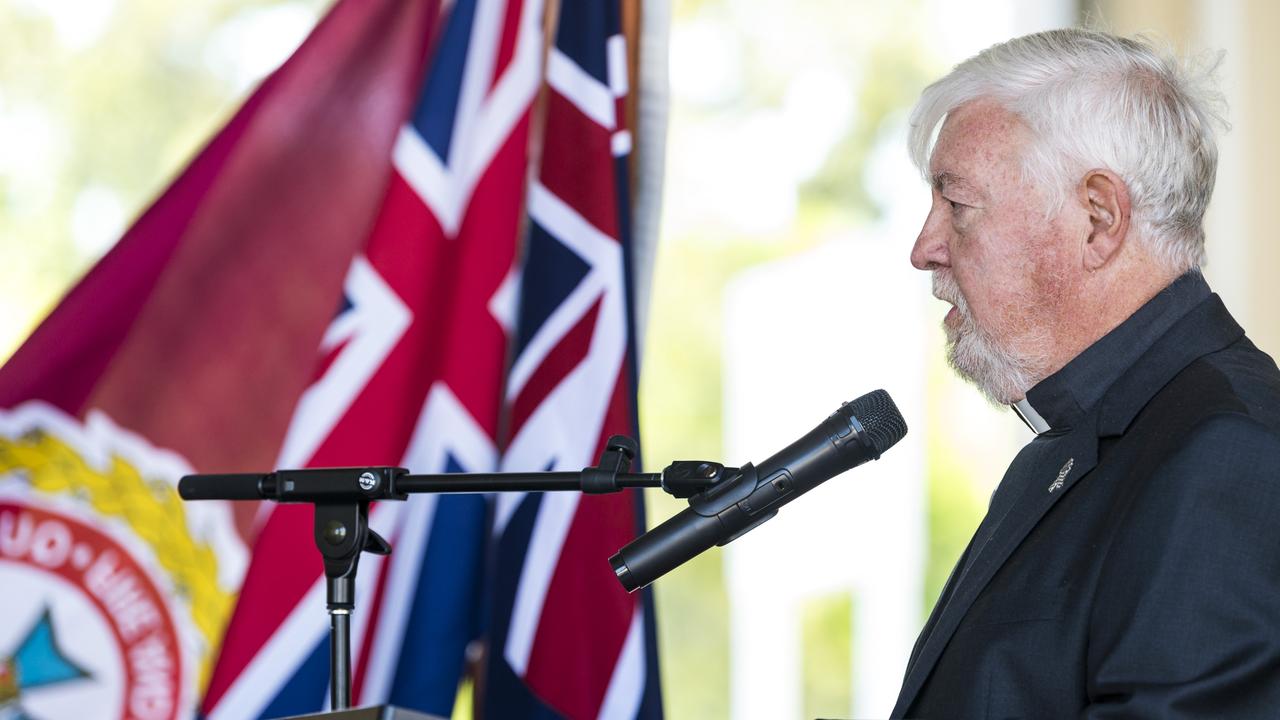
left=179, top=436, right=733, bottom=715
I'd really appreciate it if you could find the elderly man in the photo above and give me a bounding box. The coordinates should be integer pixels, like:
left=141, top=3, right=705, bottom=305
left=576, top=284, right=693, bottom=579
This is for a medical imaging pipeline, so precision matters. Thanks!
left=893, top=29, right=1280, bottom=718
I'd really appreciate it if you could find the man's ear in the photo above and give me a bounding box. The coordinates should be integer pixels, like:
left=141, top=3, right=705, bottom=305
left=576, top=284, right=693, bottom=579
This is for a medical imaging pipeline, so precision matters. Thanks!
left=1080, top=169, right=1131, bottom=271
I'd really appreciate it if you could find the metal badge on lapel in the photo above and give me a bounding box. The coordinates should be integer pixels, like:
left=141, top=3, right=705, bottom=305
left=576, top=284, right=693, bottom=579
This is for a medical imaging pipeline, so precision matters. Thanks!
left=1049, top=458, right=1073, bottom=493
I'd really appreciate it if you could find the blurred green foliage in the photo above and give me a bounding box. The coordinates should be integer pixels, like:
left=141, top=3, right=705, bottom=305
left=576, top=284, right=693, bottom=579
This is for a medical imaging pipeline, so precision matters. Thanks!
left=641, top=236, right=806, bottom=719
left=801, top=592, right=853, bottom=719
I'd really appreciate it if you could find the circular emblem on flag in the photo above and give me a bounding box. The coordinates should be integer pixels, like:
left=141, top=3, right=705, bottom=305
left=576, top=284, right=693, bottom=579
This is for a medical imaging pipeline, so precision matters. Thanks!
left=0, top=402, right=247, bottom=720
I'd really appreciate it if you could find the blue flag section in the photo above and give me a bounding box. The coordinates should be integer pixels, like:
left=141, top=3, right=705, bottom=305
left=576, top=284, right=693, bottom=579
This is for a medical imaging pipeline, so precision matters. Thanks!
left=481, top=0, right=663, bottom=716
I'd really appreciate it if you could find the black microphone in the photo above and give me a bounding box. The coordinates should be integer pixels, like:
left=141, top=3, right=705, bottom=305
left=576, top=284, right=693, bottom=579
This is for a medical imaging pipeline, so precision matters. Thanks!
left=609, top=389, right=907, bottom=592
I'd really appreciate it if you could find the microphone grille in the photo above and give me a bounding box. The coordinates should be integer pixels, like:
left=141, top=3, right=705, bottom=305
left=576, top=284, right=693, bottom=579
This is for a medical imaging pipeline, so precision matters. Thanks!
left=849, top=389, right=908, bottom=455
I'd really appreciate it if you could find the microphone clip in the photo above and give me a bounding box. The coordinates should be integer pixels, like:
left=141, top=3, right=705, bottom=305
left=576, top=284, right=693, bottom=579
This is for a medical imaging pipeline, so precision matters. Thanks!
left=660, top=460, right=741, bottom=499
left=581, top=435, right=640, bottom=493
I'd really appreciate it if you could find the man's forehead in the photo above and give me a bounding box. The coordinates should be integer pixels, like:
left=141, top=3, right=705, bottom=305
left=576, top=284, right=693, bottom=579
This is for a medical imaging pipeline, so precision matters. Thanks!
left=928, top=100, right=1030, bottom=193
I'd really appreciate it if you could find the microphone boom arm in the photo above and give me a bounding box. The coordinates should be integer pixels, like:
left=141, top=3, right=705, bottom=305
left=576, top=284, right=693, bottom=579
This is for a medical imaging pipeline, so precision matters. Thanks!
left=176, top=435, right=735, bottom=712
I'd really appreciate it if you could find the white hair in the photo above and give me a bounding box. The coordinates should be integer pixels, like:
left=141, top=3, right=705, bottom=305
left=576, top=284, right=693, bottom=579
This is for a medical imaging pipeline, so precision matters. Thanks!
left=909, top=29, right=1228, bottom=273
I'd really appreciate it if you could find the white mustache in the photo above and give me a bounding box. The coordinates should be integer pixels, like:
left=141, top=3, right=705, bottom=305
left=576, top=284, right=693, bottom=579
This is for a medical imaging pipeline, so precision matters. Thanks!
left=931, top=272, right=965, bottom=310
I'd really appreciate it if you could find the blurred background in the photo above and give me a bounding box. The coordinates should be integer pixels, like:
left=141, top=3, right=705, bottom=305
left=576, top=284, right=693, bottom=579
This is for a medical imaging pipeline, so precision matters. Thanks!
left=1, top=0, right=1276, bottom=717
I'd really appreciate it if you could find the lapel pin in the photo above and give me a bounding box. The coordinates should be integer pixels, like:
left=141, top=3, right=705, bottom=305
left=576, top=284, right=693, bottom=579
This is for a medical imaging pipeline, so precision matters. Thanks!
left=1049, top=458, right=1073, bottom=493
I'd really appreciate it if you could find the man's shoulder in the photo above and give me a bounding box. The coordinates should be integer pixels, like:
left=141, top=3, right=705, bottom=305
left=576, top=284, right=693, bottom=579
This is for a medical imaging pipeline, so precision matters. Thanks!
left=1093, top=338, right=1280, bottom=545
left=1181, top=335, right=1280, bottom=435
left=1103, top=333, right=1280, bottom=467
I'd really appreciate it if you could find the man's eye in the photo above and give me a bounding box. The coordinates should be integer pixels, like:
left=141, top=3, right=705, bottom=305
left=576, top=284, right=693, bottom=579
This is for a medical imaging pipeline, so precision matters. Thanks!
left=946, top=198, right=967, bottom=212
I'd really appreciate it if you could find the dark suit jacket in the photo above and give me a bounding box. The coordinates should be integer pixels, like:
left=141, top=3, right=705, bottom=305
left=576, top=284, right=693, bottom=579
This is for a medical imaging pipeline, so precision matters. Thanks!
left=893, top=279, right=1280, bottom=718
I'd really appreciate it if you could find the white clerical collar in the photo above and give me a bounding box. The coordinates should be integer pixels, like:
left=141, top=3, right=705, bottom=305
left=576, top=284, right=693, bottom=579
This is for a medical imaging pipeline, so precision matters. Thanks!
left=1012, top=397, right=1050, bottom=435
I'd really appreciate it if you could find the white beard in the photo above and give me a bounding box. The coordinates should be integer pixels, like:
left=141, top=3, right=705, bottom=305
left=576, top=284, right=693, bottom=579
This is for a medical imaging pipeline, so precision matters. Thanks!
left=932, top=271, right=1050, bottom=406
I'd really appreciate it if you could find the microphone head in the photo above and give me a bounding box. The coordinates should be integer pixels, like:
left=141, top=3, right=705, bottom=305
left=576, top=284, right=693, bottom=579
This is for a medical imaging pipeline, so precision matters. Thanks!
left=848, top=389, right=907, bottom=455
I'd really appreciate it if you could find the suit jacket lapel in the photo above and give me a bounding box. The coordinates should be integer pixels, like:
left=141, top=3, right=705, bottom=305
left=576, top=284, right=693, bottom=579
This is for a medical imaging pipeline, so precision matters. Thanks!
left=892, top=430, right=1098, bottom=716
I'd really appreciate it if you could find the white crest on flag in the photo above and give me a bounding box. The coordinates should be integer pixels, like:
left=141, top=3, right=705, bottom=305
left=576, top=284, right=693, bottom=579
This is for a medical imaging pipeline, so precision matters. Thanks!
left=0, top=402, right=248, bottom=720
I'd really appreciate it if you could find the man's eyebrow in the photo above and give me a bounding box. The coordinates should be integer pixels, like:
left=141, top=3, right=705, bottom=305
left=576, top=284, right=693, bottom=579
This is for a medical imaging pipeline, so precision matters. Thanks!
left=931, top=169, right=962, bottom=189
left=930, top=171, right=973, bottom=192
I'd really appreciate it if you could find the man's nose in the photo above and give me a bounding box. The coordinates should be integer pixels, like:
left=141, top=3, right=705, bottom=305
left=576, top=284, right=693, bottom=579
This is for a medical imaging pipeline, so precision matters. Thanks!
left=910, top=223, right=948, bottom=271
